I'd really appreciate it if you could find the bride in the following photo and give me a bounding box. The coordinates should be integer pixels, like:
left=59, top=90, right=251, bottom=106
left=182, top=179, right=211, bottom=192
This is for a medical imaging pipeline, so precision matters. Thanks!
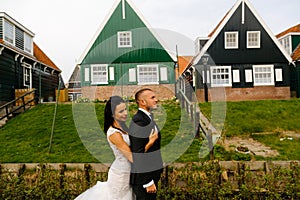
left=75, top=96, right=158, bottom=200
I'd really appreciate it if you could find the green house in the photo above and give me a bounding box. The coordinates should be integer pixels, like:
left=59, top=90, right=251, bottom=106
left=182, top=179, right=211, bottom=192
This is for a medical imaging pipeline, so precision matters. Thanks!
left=74, top=0, right=176, bottom=101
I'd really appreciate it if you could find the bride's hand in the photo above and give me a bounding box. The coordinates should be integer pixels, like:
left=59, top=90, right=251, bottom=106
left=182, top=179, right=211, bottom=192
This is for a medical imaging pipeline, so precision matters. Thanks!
left=149, top=129, right=158, bottom=143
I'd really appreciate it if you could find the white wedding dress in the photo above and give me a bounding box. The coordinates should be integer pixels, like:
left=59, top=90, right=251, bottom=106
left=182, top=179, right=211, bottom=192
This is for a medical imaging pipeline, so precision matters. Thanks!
left=75, top=127, right=135, bottom=200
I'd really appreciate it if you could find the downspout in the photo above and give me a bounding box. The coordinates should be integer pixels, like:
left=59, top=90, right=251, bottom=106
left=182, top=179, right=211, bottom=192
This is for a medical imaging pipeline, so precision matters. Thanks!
left=39, top=63, right=42, bottom=103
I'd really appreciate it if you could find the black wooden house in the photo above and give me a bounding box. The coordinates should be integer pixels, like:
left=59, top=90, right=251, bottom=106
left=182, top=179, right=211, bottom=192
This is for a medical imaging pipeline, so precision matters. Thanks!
left=0, top=12, right=62, bottom=105
left=182, top=0, right=293, bottom=102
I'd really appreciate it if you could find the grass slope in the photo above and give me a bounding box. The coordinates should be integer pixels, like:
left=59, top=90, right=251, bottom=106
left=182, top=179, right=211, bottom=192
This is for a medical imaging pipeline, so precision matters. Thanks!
left=0, top=99, right=300, bottom=163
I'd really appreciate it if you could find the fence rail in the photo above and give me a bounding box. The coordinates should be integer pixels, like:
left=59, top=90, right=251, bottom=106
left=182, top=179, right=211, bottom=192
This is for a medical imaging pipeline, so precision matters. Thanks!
left=0, top=89, right=36, bottom=121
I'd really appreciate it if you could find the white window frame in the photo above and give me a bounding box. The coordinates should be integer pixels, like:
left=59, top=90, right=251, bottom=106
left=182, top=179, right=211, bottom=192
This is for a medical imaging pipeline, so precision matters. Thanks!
left=4, top=19, right=14, bottom=44
left=24, top=32, right=33, bottom=54
left=247, top=31, right=261, bottom=48
left=210, top=66, right=232, bottom=87
left=225, top=31, right=238, bottom=49
left=91, top=64, right=108, bottom=84
left=117, top=31, right=132, bottom=48
left=137, top=64, right=159, bottom=85
left=253, top=65, right=274, bottom=86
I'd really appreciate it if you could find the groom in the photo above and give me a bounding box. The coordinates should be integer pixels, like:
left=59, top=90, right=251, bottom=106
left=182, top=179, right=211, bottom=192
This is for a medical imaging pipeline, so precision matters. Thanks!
left=129, top=88, right=163, bottom=200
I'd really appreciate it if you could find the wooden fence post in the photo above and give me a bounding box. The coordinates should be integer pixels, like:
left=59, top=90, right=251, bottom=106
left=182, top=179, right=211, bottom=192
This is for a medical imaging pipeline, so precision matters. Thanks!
left=59, top=164, right=66, bottom=189
left=163, top=165, right=169, bottom=188
left=84, top=164, right=91, bottom=187
left=17, top=164, right=26, bottom=177
left=237, top=162, right=245, bottom=189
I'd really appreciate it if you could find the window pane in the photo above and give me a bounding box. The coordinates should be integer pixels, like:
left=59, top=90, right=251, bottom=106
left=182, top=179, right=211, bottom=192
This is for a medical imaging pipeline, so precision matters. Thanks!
left=253, top=65, right=274, bottom=86
left=137, top=65, right=158, bottom=84
left=92, top=65, right=108, bottom=84
left=225, top=32, right=238, bottom=49
left=211, top=66, right=231, bottom=87
left=118, top=31, right=132, bottom=47
left=24, top=33, right=33, bottom=54
left=247, top=31, right=260, bottom=48
left=4, top=20, right=14, bottom=44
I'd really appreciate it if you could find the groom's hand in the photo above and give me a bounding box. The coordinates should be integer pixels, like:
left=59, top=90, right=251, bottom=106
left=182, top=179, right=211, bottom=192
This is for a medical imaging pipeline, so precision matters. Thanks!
left=146, top=183, right=157, bottom=193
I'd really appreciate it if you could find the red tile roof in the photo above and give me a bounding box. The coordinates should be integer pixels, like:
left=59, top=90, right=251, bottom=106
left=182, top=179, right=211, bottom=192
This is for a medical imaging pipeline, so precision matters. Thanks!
left=292, top=44, right=300, bottom=61
left=208, top=11, right=230, bottom=38
left=276, top=24, right=300, bottom=38
left=177, top=56, right=193, bottom=77
left=0, top=39, right=61, bottom=72
left=276, top=24, right=300, bottom=61
left=33, top=43, right=61, bottom=72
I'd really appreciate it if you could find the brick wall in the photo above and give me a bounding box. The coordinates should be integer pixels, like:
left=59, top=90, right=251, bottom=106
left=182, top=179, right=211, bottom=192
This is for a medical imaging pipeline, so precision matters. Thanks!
left=196, top=86, right=290, bottom=102
left=82, top=84, right=175, bottom=101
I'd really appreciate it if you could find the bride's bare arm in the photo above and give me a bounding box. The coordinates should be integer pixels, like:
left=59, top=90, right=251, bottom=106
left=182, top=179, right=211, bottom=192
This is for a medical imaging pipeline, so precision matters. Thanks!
left=109, top=132, right=133, bottom=163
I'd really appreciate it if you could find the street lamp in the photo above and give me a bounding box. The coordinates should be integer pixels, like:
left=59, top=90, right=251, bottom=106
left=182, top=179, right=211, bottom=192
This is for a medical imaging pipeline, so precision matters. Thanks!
left=201, top=54, right=209, bottom=102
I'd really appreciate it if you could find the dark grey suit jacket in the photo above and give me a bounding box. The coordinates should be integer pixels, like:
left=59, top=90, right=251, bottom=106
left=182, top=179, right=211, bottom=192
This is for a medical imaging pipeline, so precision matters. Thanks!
left=129, top=109, right=163, bottom=185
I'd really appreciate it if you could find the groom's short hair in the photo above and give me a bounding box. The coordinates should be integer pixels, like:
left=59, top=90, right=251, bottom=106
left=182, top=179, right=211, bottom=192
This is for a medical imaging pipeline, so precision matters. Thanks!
left=135, top=88, right=153, bottom=104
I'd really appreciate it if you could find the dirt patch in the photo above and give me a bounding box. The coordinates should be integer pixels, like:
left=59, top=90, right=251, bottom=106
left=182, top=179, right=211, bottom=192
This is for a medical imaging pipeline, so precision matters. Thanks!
left=220, top=136, right=280, bottom=157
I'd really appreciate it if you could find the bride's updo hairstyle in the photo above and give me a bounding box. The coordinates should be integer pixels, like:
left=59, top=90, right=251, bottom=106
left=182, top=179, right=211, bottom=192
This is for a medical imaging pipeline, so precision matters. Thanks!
left=104, top=96, right=128, bottom=134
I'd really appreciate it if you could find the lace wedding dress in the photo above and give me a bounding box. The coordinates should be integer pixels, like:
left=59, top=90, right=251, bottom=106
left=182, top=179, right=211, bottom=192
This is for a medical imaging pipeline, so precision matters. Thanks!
left=74, top=127, right=135, bottom=200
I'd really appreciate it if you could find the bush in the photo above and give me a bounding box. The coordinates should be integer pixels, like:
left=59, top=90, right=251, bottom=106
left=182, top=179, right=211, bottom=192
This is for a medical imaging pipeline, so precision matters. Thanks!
left=0, top=162, right=299, bottom=199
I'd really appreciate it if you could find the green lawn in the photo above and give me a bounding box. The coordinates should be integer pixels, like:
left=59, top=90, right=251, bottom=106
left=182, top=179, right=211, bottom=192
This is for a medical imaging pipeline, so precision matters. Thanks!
left=0, top=99, right=299, bottom=163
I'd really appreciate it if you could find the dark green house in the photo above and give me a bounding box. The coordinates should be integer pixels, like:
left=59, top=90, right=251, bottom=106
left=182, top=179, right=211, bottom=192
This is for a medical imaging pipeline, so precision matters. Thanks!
left=73, top=0, right=176, bottom=101
left=276, top=24, right=300, bottom=97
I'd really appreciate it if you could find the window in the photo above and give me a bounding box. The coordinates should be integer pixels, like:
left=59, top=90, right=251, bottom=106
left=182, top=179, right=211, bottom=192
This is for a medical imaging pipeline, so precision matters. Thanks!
left=211, top=66, right=232, bottom=87
left=137, top=65, right=158, bottom=85
left=118, top=31, right=132, bottom=48
left=225, top=32, right=238, bottom=49
left=247, top=31, right=260, bottom=48
left=253, top=65, right=274, bottom=86
left=91, top=64, right=108, bottom=84
left=24, top=33, right=33, bottom=54
left=23, top=65, right=31, bottom=88
left=279, top=36, right=291, bottom=55
left=4, top=20, right=14, bottom=44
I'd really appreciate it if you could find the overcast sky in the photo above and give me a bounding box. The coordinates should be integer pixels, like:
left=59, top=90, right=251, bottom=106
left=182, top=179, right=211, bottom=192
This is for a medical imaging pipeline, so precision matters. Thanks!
left=1, top=0, right=299, bottom=82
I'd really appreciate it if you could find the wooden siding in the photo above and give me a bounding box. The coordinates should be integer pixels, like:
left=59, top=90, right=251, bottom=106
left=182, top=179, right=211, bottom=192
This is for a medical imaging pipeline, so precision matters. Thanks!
left=81, top=1, right=173, bottom=65
left=0, top=48, right=60, bottom=103
left=208, top=3, right=289, bottom=64
left=32, top=66, right=60, bottom=102
left=0, top=51, right=19, bottom=102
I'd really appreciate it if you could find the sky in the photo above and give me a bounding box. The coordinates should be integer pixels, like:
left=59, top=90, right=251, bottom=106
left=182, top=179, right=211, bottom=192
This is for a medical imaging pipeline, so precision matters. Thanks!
left=1, top=0, right=299, bottom=82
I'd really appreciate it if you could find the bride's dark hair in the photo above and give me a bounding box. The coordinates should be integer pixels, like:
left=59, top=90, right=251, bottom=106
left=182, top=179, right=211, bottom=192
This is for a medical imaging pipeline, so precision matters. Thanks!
left=104, top=96, right=128, bottom=134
